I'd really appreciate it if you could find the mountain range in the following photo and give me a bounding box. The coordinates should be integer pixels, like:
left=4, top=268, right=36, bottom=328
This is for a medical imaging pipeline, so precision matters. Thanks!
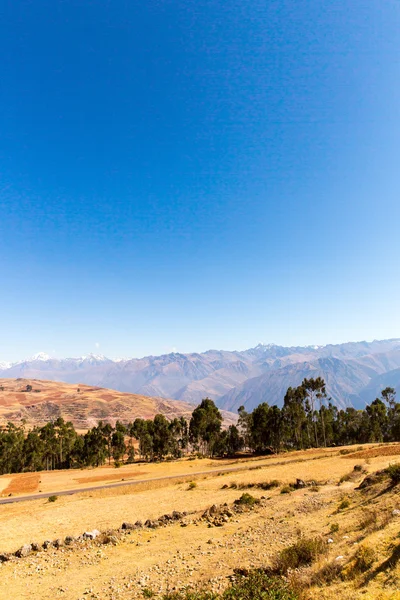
left=2, top=339, right=400, bottom=413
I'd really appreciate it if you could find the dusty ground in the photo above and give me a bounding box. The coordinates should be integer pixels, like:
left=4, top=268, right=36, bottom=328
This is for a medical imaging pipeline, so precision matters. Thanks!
left=1, top=444, right=400, bottom=599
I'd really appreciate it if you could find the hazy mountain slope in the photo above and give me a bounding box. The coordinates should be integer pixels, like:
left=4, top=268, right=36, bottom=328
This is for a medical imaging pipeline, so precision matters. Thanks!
left=359, top=367, right=400, bottom=405
left=219, top=352, right=400, bottom=412
left=1, top=339, right=400, bottom=412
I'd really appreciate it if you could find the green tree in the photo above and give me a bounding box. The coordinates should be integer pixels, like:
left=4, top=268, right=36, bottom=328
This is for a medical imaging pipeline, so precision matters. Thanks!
left=189, top=398, right=222, bottom=456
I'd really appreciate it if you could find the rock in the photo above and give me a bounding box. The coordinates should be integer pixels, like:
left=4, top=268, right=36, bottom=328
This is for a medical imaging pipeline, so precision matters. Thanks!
left=335, top=556, right=344, bottom=561
left=121, top=522, right=135, bottom=530
left=15, top=544, right=32, bottom=558
left=0, top=553, right=10, bottom=563
left=135, top=520, right=143, bottom=528
left=101, top=534, right=119, bottom=545
left=83, top=529, right=101, bottom=540
left=392, top=509, right=400, bottom=516
left=144, top=520, right=159, bottom=529
left=42, top=540, right=53, bottom=550
left=209, top=504, right=219, bottom=515
left=328, top=538, right=334, bottom=544
left=53, top=539, right=64, bottom=549
left=172, top=511, right=184, bottom=520
left=295, top=479, right=306, bottom=489
left=64, top=536, right=75, bottom=546
left=31, top=542, right=42, bottom=552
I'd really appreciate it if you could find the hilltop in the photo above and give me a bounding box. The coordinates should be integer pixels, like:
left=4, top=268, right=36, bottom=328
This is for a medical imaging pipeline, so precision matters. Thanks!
left=0, top=378, right=236, bottom=430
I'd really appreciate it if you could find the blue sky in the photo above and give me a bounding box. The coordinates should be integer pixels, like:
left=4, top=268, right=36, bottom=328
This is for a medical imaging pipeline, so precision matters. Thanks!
left=1, top=0, right=400, bottom=361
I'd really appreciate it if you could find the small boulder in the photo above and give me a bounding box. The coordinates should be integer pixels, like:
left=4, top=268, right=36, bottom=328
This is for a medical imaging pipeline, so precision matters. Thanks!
left=295, top=479, right=306, bottom=489
left=64, top=536, right=75, bottom=546
left=31, top=542, right=42, bottom=552
left=15, top=544, right=32, bottom=558
left=121, top=522, right=135, bottom=530
left=83, top=529, right=100, bottom=540
left=42, top=540, right=53, bottom=550
left=0, top=553, right=10, bottom=563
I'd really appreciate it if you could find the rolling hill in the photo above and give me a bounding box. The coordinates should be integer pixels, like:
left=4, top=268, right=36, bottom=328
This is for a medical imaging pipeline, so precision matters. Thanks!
left=0, top=378, right=236, bottom=430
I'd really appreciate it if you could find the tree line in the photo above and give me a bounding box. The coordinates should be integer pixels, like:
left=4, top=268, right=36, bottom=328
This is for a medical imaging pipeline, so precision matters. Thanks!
left=0, top=379, right=399, bottom=475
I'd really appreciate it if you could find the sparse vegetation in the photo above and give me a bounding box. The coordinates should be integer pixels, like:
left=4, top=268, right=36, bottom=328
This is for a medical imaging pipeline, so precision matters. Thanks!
left=234, top=493, right=259, bottom=507
left=330, top=522, right=339, bottom=533
left=386, top=462, right=400, bottom=485
left=161, top=569, right=298, bottom=599
left=48, top=495, right=58, bottom=503
left=188, top=481, right=197, bottom=490
left=280, top=485, right=294, bottom=494
left=338, top=498, right=350, bottom=510
left=273, top=536, right=328, bottom=574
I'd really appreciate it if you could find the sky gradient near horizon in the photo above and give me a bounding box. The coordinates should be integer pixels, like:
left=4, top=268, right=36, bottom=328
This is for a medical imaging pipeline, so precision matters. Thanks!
left=1, top=1, right=400, bottom=361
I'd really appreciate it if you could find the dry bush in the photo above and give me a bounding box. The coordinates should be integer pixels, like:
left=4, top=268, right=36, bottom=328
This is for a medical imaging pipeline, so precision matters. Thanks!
left=273, top=537, right=328, bottom=574
left=310, top=560, right=343, bottom=586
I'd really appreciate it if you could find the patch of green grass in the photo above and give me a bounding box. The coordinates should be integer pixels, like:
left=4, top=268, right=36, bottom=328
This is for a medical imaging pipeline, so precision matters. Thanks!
left=234, top=493, right=260, bottom=507
left=48, top=495, right=58, bottom=503
left=188, top=481, right=197, bottom=490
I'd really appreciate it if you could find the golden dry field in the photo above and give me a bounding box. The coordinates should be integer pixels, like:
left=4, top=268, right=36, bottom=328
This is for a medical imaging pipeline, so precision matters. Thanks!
left=1, top=444, right=400, bottom=599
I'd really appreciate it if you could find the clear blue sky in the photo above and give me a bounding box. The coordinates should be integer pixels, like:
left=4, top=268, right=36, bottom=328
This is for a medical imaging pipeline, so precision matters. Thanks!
left=1, top=0, right=400, bottom=361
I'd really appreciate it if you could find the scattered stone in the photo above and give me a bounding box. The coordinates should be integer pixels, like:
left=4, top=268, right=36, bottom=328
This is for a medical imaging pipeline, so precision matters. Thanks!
left=31, top=542, right=42, bottom=552
left=53, top=538, right=64, bottom=549
left=295, top=479, right=306, bottom=489
left=42, top=540, right=53, bottom=550
left=15, top=544, right=32, bottom=558
left=83, top=530, right=101, bottom=540
left=64, top=536, right=75, bottom=546
left=0, top=553, right=10, bottom=563
left=392, top=509, right=400, bottom=516
left=121, top=522, right=135, bottom=530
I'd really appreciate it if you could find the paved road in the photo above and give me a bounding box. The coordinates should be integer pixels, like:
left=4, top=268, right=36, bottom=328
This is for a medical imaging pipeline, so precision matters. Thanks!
left=0, top=462, right=267, bottom=505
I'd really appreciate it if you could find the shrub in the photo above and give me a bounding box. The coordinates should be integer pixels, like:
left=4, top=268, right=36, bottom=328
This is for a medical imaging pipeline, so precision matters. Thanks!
left=352, top=545, right=375, bottom=573
left=234, top=493, right=259, bottom=507
left=311, top=560, right=343, bottom=586
left=274, top=537, right=328, bottom=574
left=48, top=495, right=58, bottom=503
left=161, top=569, right=298, bottom=599
left=143, top=589, right=156, bottom=598
left=260, top=480, right=281, bottom=490
left=338, top=498, right=350, bottom=510
left=386, top=463, right=400, bottom=485
left=330, top=523, right=339, bottom=533
left=280, top=485, right=294, bottom=494
left=188, top=481, right=197, bottom=490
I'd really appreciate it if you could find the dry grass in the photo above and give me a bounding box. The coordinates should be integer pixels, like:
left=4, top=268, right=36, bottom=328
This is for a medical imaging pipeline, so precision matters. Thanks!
left=3, top=473, right=40, bottom=495
left=342, top=444, right=400, bottom=459
left=74, top=470, right=147, bottom=484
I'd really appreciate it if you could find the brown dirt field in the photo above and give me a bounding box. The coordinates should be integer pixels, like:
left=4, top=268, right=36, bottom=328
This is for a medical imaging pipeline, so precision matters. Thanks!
left=3, top=473, right=40, bottom=495
left=342, top=444, right=400, bottom=459
left=74, top=470, right=147, bottom=484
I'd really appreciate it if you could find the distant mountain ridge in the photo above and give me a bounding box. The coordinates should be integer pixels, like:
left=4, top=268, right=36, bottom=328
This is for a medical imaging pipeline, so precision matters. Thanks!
left=2, top=339, right=400, bottom=412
